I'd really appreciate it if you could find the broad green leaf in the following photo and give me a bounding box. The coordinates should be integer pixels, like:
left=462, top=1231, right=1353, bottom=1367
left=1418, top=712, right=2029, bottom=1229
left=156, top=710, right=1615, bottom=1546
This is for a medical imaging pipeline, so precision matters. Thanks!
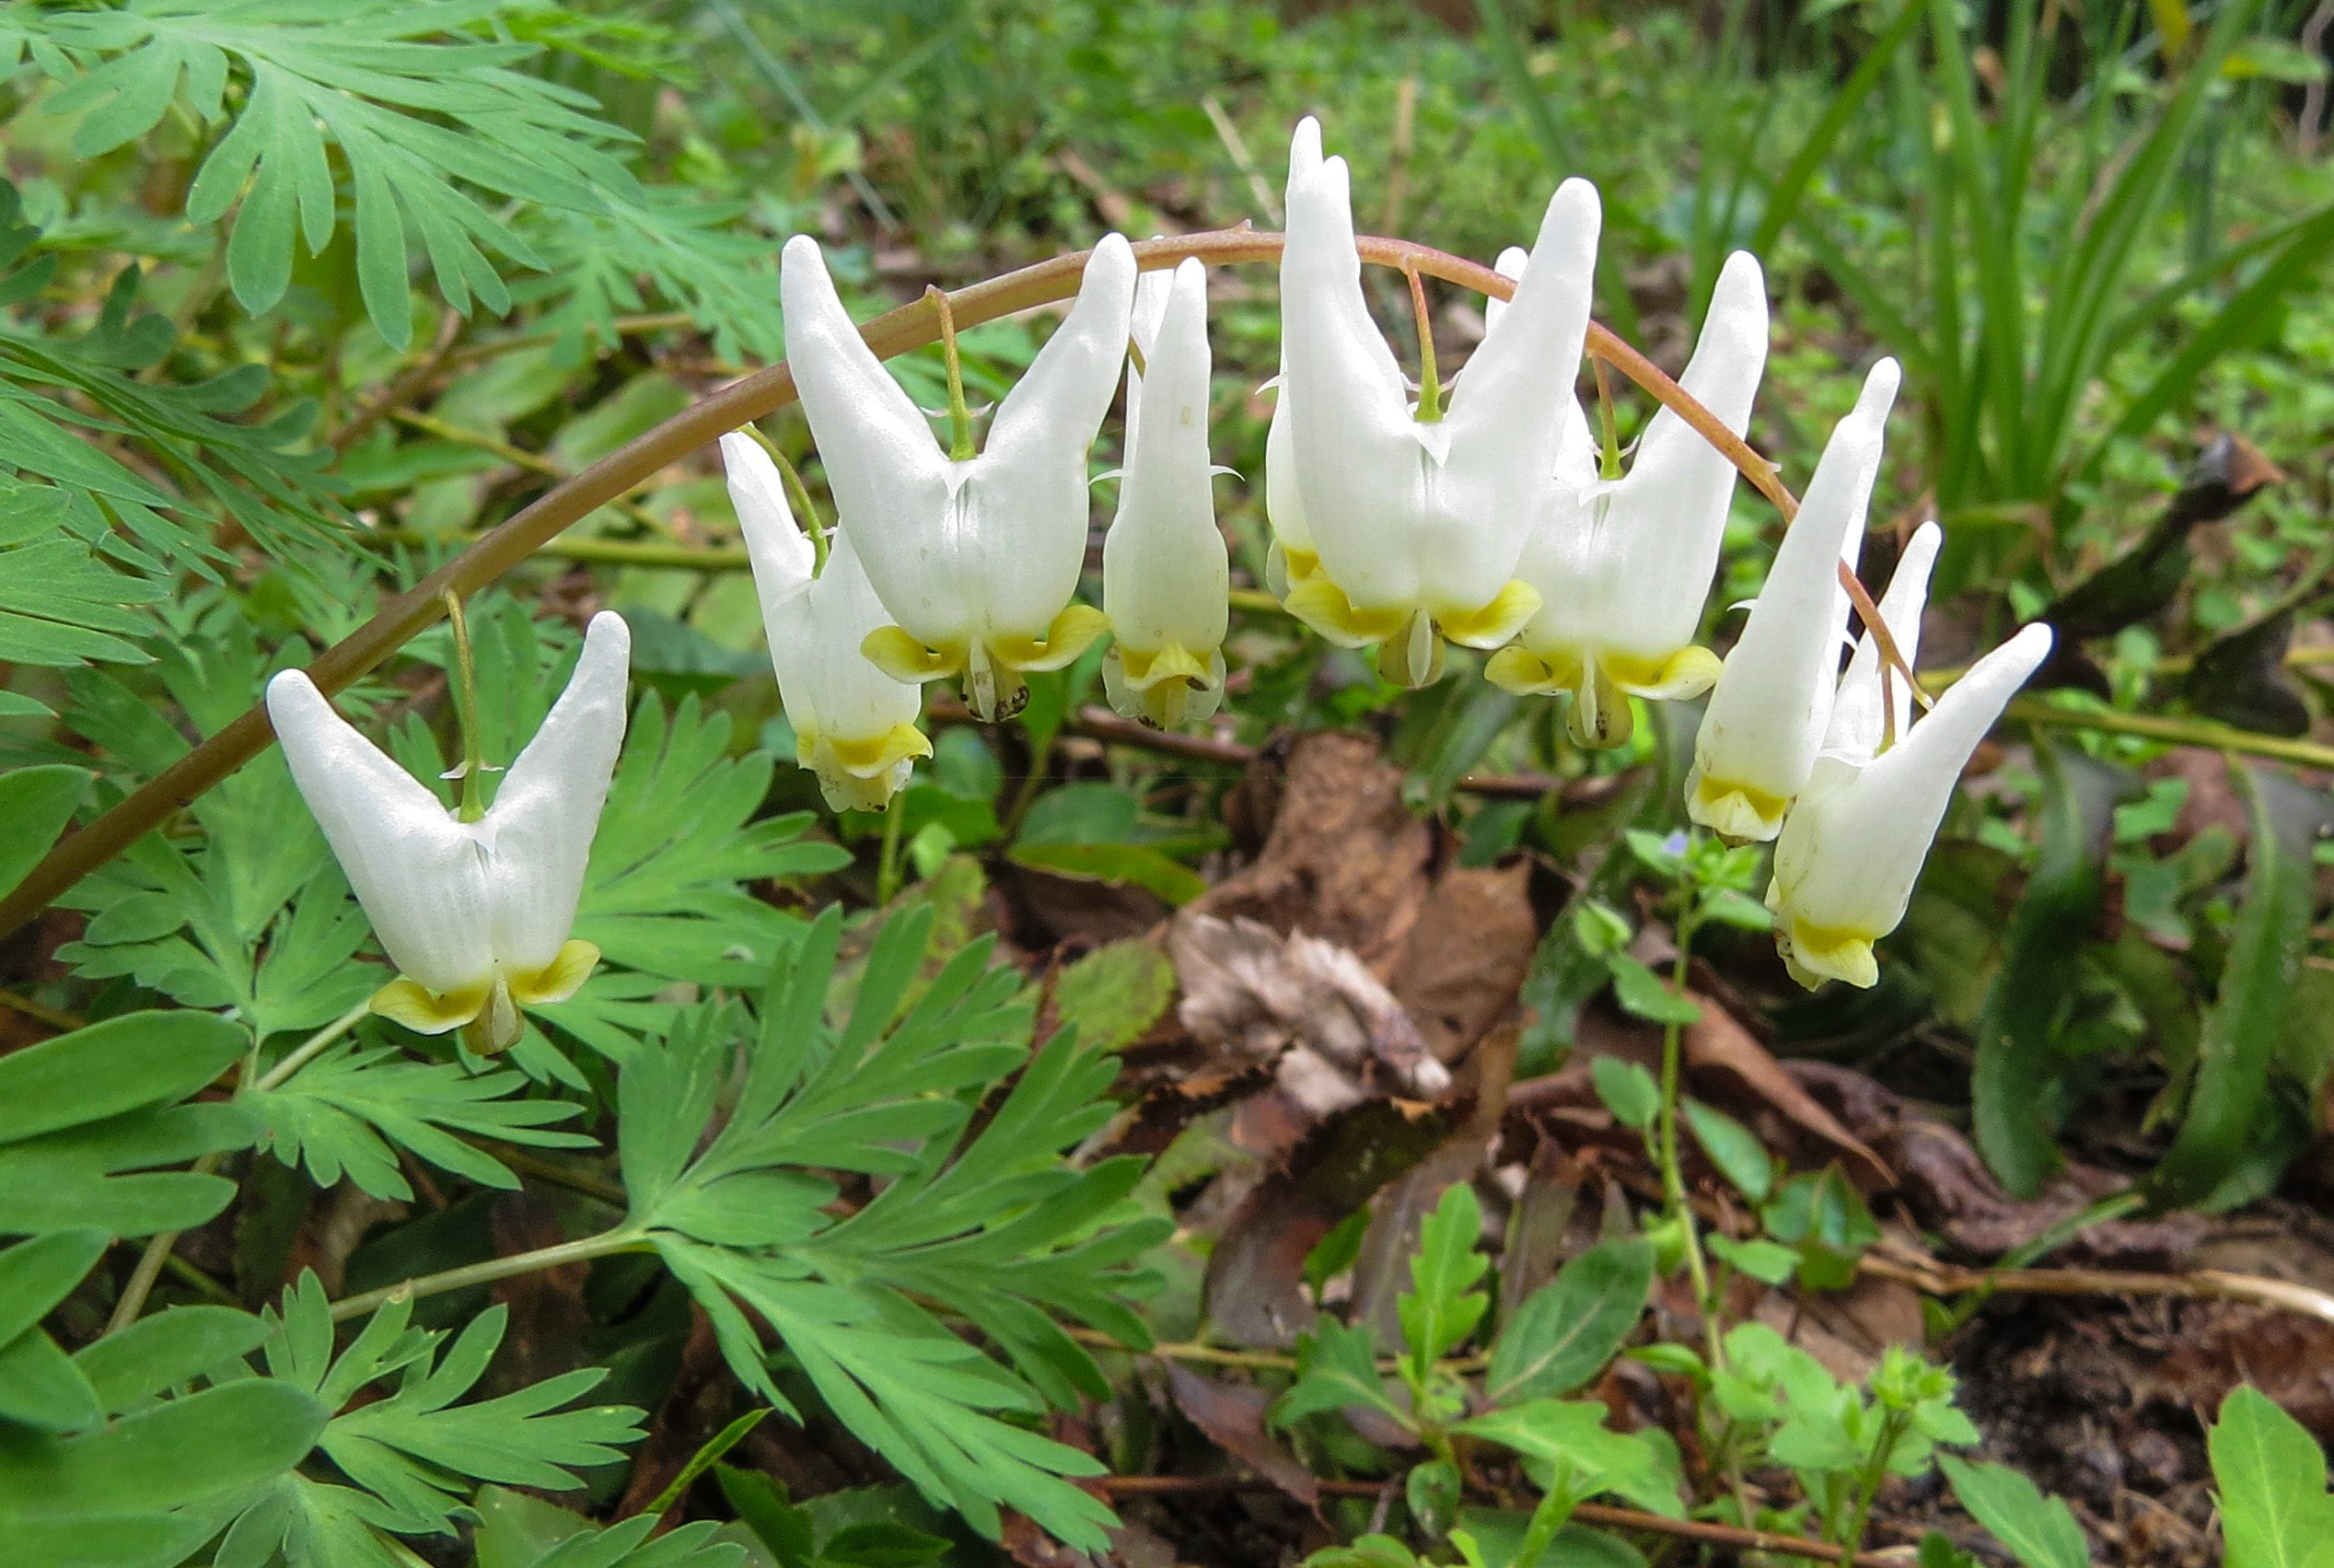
left=0, top=1229, right=107, bottom=1346
left=1452, top=1400, right=1685, bottom=1517
left=2208, top=1387, right=2334, bottom=1568
left=73, top=1306, right=269, bottom=1413
left=0, top=1011, right=243, bottom=1146
left=2146, top=770, right=2332, bottom=1207
left=0, top=1379, right=326, bottom=1516
left=0, top=764, right=88, bottom=897
left=0, top=1328, right=103, bottom=1431
left=1940, top=1456, right=2089, bottom=1568
left=1590, top=1057, right=1660, bottom=1133
left=1684, top=1099, right=1773, bottom=1202
left=1973, top=742, right=2131, bottom=1197
left=1487, top=1238, right=1654, bottom=1404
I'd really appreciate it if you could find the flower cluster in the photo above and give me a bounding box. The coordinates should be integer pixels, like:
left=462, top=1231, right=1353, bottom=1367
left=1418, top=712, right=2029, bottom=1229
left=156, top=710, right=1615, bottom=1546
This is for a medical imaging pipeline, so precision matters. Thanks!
left=268, top=118, right=2050, bottom=1012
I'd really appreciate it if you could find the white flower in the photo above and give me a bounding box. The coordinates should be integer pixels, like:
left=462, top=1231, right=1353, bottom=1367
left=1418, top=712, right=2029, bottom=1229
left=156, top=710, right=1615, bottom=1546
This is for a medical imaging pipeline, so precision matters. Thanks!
left=1768, top=525, right=2053, bottom=988
left=1272, top=116, right=1600, bottom=685
left=1685, top=358, right=1901, bottom=841
left=264, top=611, right=631, bottom=1051
left=1101, top=258, right=1231, bottom=729
left=780, top=231, right=1136, bottom=720
left=1487, top=251, right=1771, bottom=747
left=722, top=433, right=930, bottom=812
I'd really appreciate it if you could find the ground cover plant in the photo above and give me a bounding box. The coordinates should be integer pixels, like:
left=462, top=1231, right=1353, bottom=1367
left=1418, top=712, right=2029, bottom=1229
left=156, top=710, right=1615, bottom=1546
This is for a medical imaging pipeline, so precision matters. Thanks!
left=6, top=2, right=2334, bottom=1565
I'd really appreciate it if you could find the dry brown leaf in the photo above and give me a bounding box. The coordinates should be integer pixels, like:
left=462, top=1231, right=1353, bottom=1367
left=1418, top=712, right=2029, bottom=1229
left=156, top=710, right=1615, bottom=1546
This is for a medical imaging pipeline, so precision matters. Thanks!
left=1388, top=859, right=1536, bottom=1063
left=1686, top=997, right=1893, bottom=1191
left=1185, top=731, right=1430, bottom=966
left=1171, top=913, right=1452, bottom=1112
left=1164, top=1363, right=1320, bottom=1507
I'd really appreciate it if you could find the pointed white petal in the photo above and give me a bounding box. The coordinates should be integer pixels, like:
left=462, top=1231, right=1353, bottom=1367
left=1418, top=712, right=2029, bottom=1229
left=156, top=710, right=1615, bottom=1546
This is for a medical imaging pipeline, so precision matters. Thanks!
left=1596, top=249, right=1769, bottom=661
left=1261, top=377, right=1314, bottom=558
left=1282, top=140, right=1422, bottom=609
left=267, top=669, right=491, bottom=996
left=1105, top=258, right=1230, bottom=654
left=1825, top=519, right=1942, bottom=763
left=1775, top=621, right=2052, bottom=940
left=1690, top=359, right=1899, bottom=817
left=482, top=611, right=631, bottom=974
left=722, top=432, right=816, bottom=612
left=780, top=236, right=958, bottom=643
left=969, top=233, right=1136, bottom=636
left=1430, top=180, right=1599, bottom=610
left=782, top=528, right=927, bottom=744
left=1481, top=243, right=1529, bottom=334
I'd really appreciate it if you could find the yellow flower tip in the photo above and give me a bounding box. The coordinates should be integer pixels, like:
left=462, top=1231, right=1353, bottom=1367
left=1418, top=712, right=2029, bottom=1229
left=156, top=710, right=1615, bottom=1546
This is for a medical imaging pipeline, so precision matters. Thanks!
left=1605, top=644, right=1723, bottom=703
left=1483, top=645, right=1573, bottom=697
left=369, top=976, right=488, bottom=1036
left=1775, top=917, right=1880, bottom=991
left=1436, top=578, right=1544, bottom=651
left=993, top=603, right=1111, bottom=675
left=1684, top=767, right=1794, bottom=843
left=803, top=723, right=931, bottom=812
left=510, top=939, right=600, bottom=1007
left=1105, top=643, right=1226, bottom=729
left=861, top=626, right=962, bottom=686
left=1266, top=542, right=1320, bottom=601
left=1282, top=572, right=1410, bottom=650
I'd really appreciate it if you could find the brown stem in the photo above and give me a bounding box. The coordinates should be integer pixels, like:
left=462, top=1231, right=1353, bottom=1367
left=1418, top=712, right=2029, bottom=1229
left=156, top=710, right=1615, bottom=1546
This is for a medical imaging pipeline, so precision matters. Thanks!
left=0, top=226, right=1797, bottom=941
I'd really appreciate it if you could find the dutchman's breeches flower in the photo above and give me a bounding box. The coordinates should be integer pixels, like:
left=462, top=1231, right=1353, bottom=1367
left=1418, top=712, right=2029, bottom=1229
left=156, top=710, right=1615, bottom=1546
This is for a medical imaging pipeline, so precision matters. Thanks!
left=781, top=231, right=1137, bottom=721
left=722, top=433, right=930, bottom=812
left=1768, top=522, right=2053, bottom=988
left=265, top=611, right=631, bottom=1051
left=1685, top=358, right=1901, bottom=842
left=1490, top=250, right=1771, bottom=748
left=1102, top=258, right=1231, bottom=729
left=1272, top=117, right=1601, bottom=687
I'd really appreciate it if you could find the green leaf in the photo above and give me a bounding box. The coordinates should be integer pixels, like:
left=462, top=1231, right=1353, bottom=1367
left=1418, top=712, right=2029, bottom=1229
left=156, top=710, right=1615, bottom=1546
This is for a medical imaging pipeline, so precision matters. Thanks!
left=32, top=0, right=641, bottom=344
left=1047, top=940, right=1177, bottom=1053
left=1608, top=956, right=1701, bottom=1026
left=1973, top=742, right=2131, bottom=1197
left=2208, top=1387, right=2334, bottom=1568
left=1452, top=1400, right=1685, bottom=1517
left=0, top=1229, right=108, bottom=1348
left=1399, top=1184, right=1490, bottom=1373
left=220, top=1273, right=646, bottom=1560
left=472, top=1486, right=749, bottom=1568
left=1706, top=1235, right=1799, bottom=1286
left=249, top=1041, right=592, bottom=1202
left=0, top=1011, right=242, bottom=1146
left=1486, top=1238, right=1654, bottom=1404
left=0, top=1378, right=327, bottom=1516
left=1274, top=1317, right=1408, bottom=1432
left=1684, top=1098, right=1772, bottom=1202
left=0, top=764, right=87, bottom=899
left=2146, top=771, right=2332, bottom=1207
left=72, top=1306, right=268, bottom=1413
left=1590, top=1058, right=1661, bottom=1133
left=1940, top=1457, right=2090, bottom=1568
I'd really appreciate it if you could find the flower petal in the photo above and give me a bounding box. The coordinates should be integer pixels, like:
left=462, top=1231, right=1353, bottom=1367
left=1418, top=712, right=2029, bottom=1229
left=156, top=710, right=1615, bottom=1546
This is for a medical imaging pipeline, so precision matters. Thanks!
left=1687, top=358, right=1899, bottom=838
left=780, top=235, right=959, bottom=645
left=482, top=610, right=631, bottom=974
left=1825, top=519, right=1943, bottom=765
left=974, top=232, right=1136, bottom=636
left=267, top=668, right=490, bottom=997
left=1104, top=258, right=1229, bottom=665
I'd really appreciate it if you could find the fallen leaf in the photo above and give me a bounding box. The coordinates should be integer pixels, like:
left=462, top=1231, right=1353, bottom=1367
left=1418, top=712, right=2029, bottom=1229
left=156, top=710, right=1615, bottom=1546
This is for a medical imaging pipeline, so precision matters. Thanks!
left=1686, top=997, right=1892, bottom=1191
left=1388, top=860, right=1537, bottom=1064
left=1203, top=1098, right=1452, bottom=1347
left=1171, top=914, right=1452, bottom=1111
left=1165, top=1363, right=1320, bottom=1506
left=1185, top=731, right=1430, bottom=967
